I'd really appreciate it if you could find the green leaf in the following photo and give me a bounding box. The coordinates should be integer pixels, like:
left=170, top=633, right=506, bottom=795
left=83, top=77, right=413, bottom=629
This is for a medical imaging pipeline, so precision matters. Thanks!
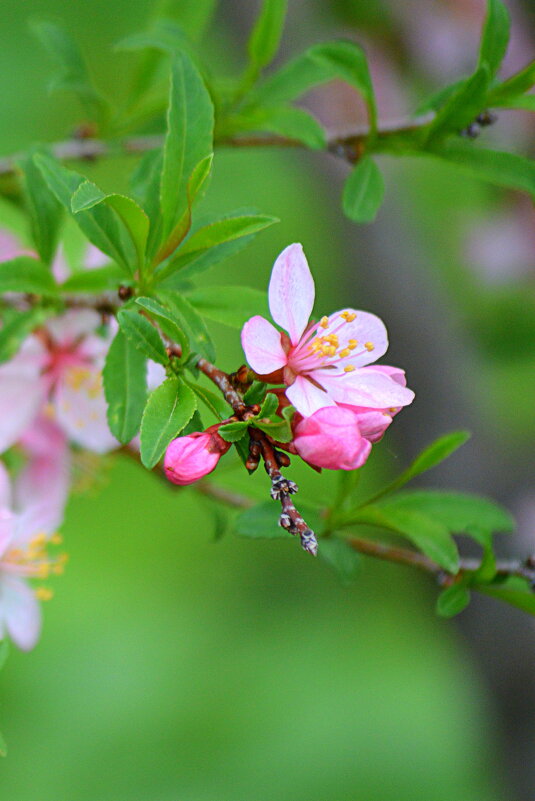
left=477, top=576, right=535, bottom=616
left=117, top=309, right=169, bottom=365
left=0, top=729, right=6, bottom=758
left=16, top=148, right=63, bottom=264
left=488, top=59, right=535, bottom=103
left=71, top=181, right=149, bottom=272
left=0, top=639, right=9, bottom=671
left=130, top=149, right=164, bottom=253
left=0, top=257, right=56, bottom=294
left=345, top=505, right=459, bottom=573
left=161, top=0, right=217, bottom=41
left=363, top=431, right=471, bottom=505
left=157, top=290, right=215, bottom=360
left=243, top=381, right=267, bottom=405
left=61, top=264, right=125, bottom=293
left=255, top=39, right=377, bottom=131
left=253, top=416, right=292, bottom=443
left=235, top=502, right=292, bottom=539
left=160, top=52, right=214, bottom=239
left=247, top=0, right=287, bottom=75
left=319, top=538, right=361, bottom=584
left=31, top=20, right=109, bottom=126
left=179, top=214, right=278, bottom=256
left=490, top=94, right=535, bottom=111
left=415, top=79, right=467, bottom=115
left=103, top=330, right=147, bottom=443
left=187, top=382, right=230, bottom=420
left=426, top=66, right=490, bottom=142
left=116, top=18, right=193, bottom=57
left=436, top=584, right=471, bottom=617
left=422, top=143, right=535, bottom=199
left=228, top=105, right=326, bottom=149
left=258, top=392, right=278, bottom=418
left=140, top=377, right=196, bottom=468
left=342, top=156, right=385, bottom=223
left=0, top=309, right=48, bottom=364
left=478, top=0, right=510, bottom=78
left=135, top=296, right=190, bottom=358
left=185, top=285, right=269, bottom=328
left=218, top=420, right=249, bottom=443
left=34, top=155, right=137, bottom=274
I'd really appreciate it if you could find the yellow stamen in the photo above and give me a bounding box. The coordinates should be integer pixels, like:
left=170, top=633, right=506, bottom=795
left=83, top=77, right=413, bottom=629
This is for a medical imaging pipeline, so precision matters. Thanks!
left=343, top=365, right=356, bottom=373
left=50, top=533, right=63, bottom=546
left=320, top=316, right=329, bottom=329
left=35, top=587, right=54, bottom=602
left=341, top=311, right=357, bottom=323
left=348, top=340, right=358, bottom=350
left=339, top=348, right=350, bottom=358
left=364, top=342, right=375, bottom=352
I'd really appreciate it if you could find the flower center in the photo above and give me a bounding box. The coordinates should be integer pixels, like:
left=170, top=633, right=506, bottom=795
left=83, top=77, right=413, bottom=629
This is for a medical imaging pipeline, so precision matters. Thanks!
left=2, top=532, right=68, bottom=600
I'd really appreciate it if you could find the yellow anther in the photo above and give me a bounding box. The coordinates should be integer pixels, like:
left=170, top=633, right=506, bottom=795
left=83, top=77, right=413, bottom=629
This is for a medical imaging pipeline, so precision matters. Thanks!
left=389, top=407, right=398, bottom=413
left=325, top=334, right=339, bottom=345
left=35, top=587, right=54, bottom=602
left=341, top=311, right=356, bottom=323
left=52, top=564, right=65, bottom=576
left=8, top=549, right=23, bottom=561
left=348, top=340, right=358, bottom=350
left=320, top=316, right=329, bottom=329
left=339, top=348, right=351, bottom=358
left=50, top=533, right=63, bottom=546
left=364, top=342, right=375, bottom=352
left=58, top=553, right=69, bottom=564
left=36, top=564, right=50, bottom=579
left=343, top=365, right=356, bottom=373
left=31, top=533, right=47, bottom=548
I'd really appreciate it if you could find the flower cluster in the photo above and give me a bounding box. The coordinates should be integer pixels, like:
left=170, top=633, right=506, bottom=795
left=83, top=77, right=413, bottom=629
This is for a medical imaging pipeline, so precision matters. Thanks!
left=165, top=243, right=414, bottom=480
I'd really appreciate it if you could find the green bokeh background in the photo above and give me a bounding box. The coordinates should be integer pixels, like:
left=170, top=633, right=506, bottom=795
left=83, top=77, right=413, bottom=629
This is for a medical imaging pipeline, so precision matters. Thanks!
left=1, top=1, right=533, bottom=799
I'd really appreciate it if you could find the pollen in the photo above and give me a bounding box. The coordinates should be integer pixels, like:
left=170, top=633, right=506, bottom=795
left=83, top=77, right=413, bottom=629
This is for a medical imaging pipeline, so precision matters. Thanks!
left=364, top=342, right=375, bottom=352
left=340, top=311, right=357, bottom=323
left=35, top=587, right=54, bottom=602
left=348, top=340, right=358, bottom=350
left=343, top=365, right=356, bottom=373
left=50, top=533, right=63, bottom=545
left=339, top=348, right=351, bottom=358
left=319, top=316, right=329, bottom=329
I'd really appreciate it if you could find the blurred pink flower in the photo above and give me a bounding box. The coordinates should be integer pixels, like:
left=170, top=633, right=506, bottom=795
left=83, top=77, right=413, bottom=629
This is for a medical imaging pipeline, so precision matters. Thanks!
left=0, top=419, right=70, bottom=650
left=0, top=309, right=117, bottom=454
left=241, top=243, right=414, bottom=417
left=164, top=428, right=231, bottom=486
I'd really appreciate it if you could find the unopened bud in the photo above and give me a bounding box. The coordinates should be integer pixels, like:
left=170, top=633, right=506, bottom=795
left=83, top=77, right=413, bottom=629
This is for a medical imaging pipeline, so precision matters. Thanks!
left=164, top=427, right=231, bottom=486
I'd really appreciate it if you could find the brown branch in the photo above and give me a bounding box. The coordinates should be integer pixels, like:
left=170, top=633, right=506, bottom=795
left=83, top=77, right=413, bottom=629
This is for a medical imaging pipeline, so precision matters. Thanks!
left=0, top=115, right=434, bottom=178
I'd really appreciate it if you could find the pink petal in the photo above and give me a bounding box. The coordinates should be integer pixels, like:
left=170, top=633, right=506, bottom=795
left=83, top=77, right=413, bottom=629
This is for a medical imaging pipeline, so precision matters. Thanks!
left=84, top=244, right=108, bottom=269
left=0, top=509, right=16, bottom=560
left=326, top=309, right=389, bottom=367
left=45, top=309, right=102, bottom=346
left=0, top=231, right=34, bottom=261
left=317, top=368, right=415, bottom=409
left=0, top=462, right=12, bottom=509
left=286, top=375, right=336, bottom=417
left=362, top=365, right=407, bottom=385
left=0, top=375, right=46, bottom=453
left=268, top=243, right=315, bottom=345
left=241, top=316, right=287, bottom=374
left=293, top=406, right=372, bottom=470
left=51, top=245, right=70, bottom=283
left=53, top=366, right=117, bottom=454
left=2, top=575, right=42, bottom=651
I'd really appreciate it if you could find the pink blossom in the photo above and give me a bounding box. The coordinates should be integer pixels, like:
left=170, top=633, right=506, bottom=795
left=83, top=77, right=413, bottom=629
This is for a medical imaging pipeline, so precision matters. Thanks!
left=340, top=365, right=408, bottom=443
left=164, top=428, right=231, bottom=486
left=293, top=406, right=372, bottom=470
left=0, top=419, right=70, bottom=650
left=241, top=244, right=414, bottom=417
left=0, top=309, right=117, bottom=454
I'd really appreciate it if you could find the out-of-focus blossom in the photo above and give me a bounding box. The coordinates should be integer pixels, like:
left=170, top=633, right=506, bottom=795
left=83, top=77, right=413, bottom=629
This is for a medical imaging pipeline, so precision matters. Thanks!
left=164, top=428, right=231, bottom=486
left=0, top=309, right=117, bottom=454
left=241, top=243, right=414, bottom=417
left=465, top=204, right=535, bottom=284
left=293, top=406, right=372, bottom=470
left=0, top=419, right=70, bottom=650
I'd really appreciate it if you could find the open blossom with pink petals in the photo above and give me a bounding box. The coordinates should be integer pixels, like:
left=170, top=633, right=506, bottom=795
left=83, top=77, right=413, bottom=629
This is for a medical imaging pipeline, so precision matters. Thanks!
left=241, top=244, right=415, bottom=418
left=0, top=309, right=117, bottom=454
left=0, top=419, right=70, bottom=650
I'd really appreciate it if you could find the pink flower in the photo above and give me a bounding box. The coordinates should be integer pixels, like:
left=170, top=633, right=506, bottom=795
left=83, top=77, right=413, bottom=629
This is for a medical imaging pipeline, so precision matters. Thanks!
left=241, top=244, right=415, bottom=417
left=0, top=419, right=70, bottom=650
left=293, top=406, right=372, bottom=470
left=164, top=428, right=231, bottom=486
left=340, top=365, right=409, bottom=443
left=0, top=310, right=117, bottom=454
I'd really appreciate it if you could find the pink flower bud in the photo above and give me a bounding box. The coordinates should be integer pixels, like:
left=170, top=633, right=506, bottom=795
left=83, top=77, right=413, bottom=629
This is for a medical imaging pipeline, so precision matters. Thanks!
left=164, top=428, right=231, bottom=486
left=292, top=407, right=372, bottom=471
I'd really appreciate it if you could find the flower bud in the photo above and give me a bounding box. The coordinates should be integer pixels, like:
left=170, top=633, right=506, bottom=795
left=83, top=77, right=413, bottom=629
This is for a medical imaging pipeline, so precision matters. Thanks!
left=164, top=428, right=231, bottom=486
left=292, top=407, right=372, bottom=471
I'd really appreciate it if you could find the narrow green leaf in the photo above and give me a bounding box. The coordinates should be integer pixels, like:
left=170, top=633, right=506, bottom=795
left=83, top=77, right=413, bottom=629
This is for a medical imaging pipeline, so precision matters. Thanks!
left=160, top=52, right=214, bottom=239
left=61, top=264, right=125, bottom=293
left=243, top=381, right=267, bottom=405
left=235, top=502, right=292, bottom=539
left=140, top=377, right=196, bottom=468
left=477, top=576, right=535, bottom=616
left=258, top=392, right=278, bottom=418
left=117, top=309, right=169, bottom=365
left=0, top=257, right=56, bottom=294
left=436, top=584, right=471, bottom=617
left=185, top=285, right=269, bottom=328
left=415, top=79, right=467, bottom=115
left=180, top=214, right=278, bottom=256
left=187, top=382, right=230, bottom=420
left=218, top=420, right=249, bottom=442
left=158, top=290, right=215, bottom=360
left=34, top=155, right=136, bottom=274
left=319, top=538, right=361, bottom=584
left=130, top=149, right=164, bottom=254
left=478, top=0, right=510, bottom=78
left=426, top=66, right=490, bottom=142
left=247, top=0, right=287, bottom=74
left=103, top=330, right=147, bottom=443
left=135, top=296, right=190, bottom=358
left=488, top=59, right=535, bottom=103
left=0, top=729, right=6, bottom=757
left=342, top=156, right=385, bottom=223
left=116, top=18, right=193, bottom=57
left=0, top=309, right=48, bottom=364
left=228, top=105, right=325, bottom=149
left=490, top=94, right=535, bottom=111
left=17, top=148, right=63, bottom=264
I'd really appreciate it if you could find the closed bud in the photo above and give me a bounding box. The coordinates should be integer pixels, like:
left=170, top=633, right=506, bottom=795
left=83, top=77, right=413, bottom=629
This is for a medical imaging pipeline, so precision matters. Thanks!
left=164, top=427, right=231, bottom=486
left=293, top=407, right=372, bottom=471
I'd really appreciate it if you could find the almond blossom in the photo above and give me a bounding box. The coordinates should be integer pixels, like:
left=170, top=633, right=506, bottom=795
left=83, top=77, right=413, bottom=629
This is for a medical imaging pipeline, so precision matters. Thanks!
left=0, top=419, right=70, bottom=650
left=241, top=243, right=415, bottom=417
left=164, top=426, right=231, bottom=486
